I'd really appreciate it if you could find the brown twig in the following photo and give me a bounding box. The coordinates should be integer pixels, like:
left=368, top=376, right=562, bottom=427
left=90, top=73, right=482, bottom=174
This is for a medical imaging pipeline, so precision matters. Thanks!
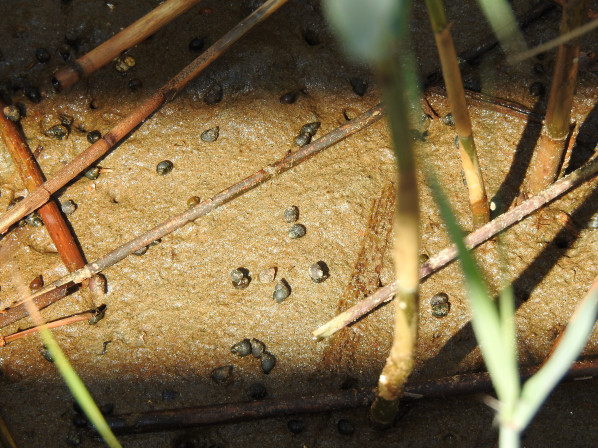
left=100, top=358, right=598, bottom=435
left=0, top=285, right=69, bottom=329
left=0, top=105, right=386, bottom=324
left=0, top=99, right=87, bottom=274
left=313, top=155, right=598, bottom=339
left=0, top=0, right=289, bottom=234
left=52, top=0, right=203, bottom=90
left=527, top=0, right=589, bottom=195
left=0, top=310, right=96, bottom=347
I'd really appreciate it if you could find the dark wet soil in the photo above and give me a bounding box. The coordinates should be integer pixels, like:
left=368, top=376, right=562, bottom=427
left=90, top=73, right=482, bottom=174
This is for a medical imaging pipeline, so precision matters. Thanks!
left=0, top=1, right=597, bottom=447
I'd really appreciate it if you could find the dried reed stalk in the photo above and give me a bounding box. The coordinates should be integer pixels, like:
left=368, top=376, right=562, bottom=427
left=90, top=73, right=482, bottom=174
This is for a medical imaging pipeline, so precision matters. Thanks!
left=527, top=0, right=589, bottom=194
left=426, top=0, right=489, bottom=227
left=53, top=0, right=203, bottom=90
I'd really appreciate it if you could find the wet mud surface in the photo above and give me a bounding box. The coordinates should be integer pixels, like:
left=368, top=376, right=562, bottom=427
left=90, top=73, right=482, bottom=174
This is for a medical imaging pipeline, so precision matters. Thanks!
left=0, top=0, right=597, bottom=446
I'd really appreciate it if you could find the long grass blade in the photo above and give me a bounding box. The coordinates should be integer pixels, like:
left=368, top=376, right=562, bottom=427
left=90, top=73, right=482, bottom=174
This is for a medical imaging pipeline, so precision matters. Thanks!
left=37, top=328, right=122, bottom=447
left=428, top=174, right=520, bottom=409
left=21, top=299, right=122, bottom=448
left=513, top=278, right=598, bottom=430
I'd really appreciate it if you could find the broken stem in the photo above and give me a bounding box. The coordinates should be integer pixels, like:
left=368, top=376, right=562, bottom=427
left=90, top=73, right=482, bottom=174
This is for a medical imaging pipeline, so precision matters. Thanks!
left=0, top=0, right=289, bottom=234
left=0, top=310, right=96, bottom=347
left=313, top=155, right=598, bottom=339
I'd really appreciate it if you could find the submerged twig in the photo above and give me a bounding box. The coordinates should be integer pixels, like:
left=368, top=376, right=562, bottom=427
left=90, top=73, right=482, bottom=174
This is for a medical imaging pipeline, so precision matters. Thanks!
left=0, top=0, right=289, bottom=234
left=313, top=155, right=598, bottom=339
left=0, top=105, right=386, bottom=324
left=53, top=0, right=203, bottom=90
left=100, top=359, right=598, bottom=435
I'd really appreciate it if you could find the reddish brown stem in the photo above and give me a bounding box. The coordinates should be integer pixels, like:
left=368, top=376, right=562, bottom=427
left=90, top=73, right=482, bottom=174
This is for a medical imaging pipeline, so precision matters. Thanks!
left=0, top=99, right=87, bottom=274
left=0, top=310, right=95, bottom=346
left=101, top=359, right=598, bottom=435
left=0, top=0, right=289, bottom=234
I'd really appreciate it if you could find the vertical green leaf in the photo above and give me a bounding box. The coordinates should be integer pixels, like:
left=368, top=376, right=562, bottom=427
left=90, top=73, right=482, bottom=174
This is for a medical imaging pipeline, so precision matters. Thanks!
left=428, top=174, right=519, bottom=408
left=39, top=328, right=122, bottom=448
left=513, top=284, right=598, bottom=430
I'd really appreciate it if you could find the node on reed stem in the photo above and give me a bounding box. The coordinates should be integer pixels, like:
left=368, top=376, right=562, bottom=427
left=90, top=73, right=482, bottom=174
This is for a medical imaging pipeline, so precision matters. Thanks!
left=425, top=0, right=490, bottom=228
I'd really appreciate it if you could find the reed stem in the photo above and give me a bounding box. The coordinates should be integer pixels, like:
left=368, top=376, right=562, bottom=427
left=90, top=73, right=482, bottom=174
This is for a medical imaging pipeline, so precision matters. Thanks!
left=425, top=0, right=489, bottom=227
left=527, top=0, right=589, bottom=194
left=52, top=0, right=203, bottom=90
left=369, top=44, right=419, bottom=428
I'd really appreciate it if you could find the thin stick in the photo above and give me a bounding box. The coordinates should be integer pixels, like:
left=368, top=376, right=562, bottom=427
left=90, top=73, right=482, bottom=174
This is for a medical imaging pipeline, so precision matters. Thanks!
left=425, top=85, right=545, bottom=123
left=100, top=359, right=598, bottom=435
left=313, top=155, right=598, bottom=339
left=509, top=18, right=598, bottom=64
left=0, top=0, right=289, bottom=235
left=0, top=99, right=87, bottom=274
left=0, top=311, right=95, bottom=347
left=52, top=0, right=203, bottom=90
left=0, top=105, right=386, bottom=323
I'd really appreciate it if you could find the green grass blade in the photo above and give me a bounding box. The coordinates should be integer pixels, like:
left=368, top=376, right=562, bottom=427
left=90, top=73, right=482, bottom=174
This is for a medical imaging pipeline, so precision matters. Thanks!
left=513, top=282, right=598, bottom=430
left=323, top=0, right=409, bottom=63
left=476, top=0, right=527, bottom=56
left=428, top=174, right=519, bottom=407
left=39, top=327, right=122, bottom=448
left=498, top=286, right=517, bottom=384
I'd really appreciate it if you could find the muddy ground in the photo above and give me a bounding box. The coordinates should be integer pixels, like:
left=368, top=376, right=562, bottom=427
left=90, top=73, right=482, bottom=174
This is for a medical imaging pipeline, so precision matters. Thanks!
left=0, top=0, right=597, bottom=446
